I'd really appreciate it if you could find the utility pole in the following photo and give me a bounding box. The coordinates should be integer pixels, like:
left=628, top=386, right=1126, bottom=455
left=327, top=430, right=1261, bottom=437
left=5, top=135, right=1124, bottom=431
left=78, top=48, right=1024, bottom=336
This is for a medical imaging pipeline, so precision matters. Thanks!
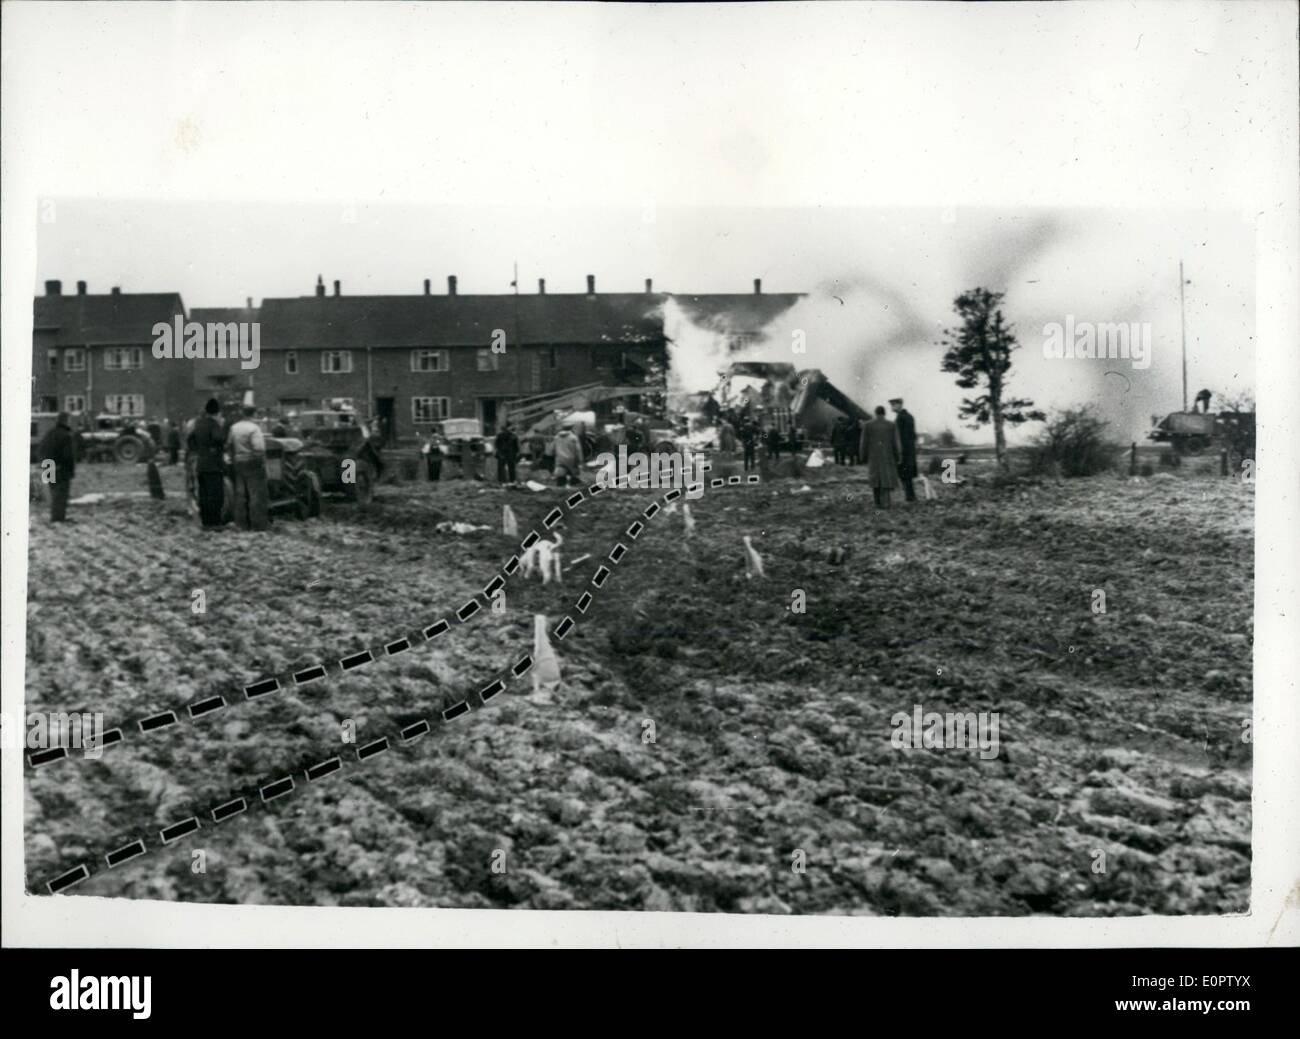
left=1179, top=259, right=1188, bottom=413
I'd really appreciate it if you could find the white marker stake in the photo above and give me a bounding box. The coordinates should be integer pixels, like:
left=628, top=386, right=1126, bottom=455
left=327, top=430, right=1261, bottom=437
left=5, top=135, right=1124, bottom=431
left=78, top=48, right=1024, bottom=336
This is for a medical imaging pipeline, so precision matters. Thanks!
left=917, top=474, right=935, bottom=501
left=502, top=504, right=519, bottom=537
left=533, top=614, right=562, bottom=694
left=743, top=535, right=766, bottom=579
left=682, top=503, right=696, bottom=538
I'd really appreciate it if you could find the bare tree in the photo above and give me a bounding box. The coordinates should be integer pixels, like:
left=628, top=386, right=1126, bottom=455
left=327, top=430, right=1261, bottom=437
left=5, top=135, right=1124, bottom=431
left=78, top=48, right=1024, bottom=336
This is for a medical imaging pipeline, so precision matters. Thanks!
left=939, top=288, right=1045, bottom=468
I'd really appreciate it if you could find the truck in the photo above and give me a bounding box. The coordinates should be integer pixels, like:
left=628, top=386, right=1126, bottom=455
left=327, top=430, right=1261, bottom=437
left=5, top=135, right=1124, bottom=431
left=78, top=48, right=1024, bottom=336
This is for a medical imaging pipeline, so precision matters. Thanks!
left=1148, top=409, right=1256, bottom=457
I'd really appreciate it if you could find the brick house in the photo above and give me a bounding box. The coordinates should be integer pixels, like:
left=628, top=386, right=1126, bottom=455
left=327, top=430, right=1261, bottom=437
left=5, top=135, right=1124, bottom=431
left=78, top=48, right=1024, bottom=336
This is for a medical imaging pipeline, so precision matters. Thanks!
left=32, top=280, right=190, bottom=423
left=31, top=275, right=800, bottom=441
left=189, top=301, right=260, bottom=413
left=252, top=275, right=667, bottom=441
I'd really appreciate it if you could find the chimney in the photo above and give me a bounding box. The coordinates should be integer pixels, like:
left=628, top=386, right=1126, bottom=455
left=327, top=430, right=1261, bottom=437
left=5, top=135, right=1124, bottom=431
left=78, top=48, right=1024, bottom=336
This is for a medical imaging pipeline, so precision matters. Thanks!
left=645, top=278, right=653, bottom=294
left=111, top=286, right=121, bottom=296
left=754, top=278, right=762, bottom=295
left=586, top=274, right=596, bottom=295
left=333, top=280, right=341, bottom=297
left=423, top=279, right=431, bottom=295
left=77, top=280, right=87, bottom=295
left=448, top=275, right=458, bottom=296
left=246, top=297, right=253, bottom=309
left=316, top=275, right=325, bottom=298
left=44, top=280, right=62, bottom=296
left=538, top=278, right=546, bottom=295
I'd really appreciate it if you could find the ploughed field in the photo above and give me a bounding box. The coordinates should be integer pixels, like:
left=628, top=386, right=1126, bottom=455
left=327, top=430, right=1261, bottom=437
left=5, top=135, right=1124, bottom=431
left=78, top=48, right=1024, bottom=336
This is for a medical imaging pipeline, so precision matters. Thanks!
left=23, top=457, right=1253, bottom=914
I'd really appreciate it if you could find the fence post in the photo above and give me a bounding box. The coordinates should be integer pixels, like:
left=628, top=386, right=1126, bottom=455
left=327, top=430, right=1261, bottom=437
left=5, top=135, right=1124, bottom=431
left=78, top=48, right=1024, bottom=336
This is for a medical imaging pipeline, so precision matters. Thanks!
left=1219, top=448, right=1229, bottom=477
left=1129, top=442, right=1137, bottom=476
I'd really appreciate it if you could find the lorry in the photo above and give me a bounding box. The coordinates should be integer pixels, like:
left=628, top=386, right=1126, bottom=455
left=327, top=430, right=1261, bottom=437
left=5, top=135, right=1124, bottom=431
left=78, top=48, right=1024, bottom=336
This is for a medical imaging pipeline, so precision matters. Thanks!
left=1147, top=409, right=1256, bottom=457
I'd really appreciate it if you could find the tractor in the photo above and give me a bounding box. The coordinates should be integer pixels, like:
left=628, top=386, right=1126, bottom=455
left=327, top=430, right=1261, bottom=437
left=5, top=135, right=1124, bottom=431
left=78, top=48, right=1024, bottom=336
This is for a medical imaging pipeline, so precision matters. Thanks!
left=295, top=424, right=385, bottom=504
left=187, top=435, right=322, bottom=522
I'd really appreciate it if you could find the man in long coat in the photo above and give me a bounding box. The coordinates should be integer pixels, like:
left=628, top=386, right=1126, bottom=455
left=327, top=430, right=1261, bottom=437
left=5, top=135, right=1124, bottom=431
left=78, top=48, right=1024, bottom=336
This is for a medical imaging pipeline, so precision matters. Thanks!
left=189, top=398, right=228, bottom=529
left=38, top=412, right=78, bottom=522
left=890, top=397, right=918, bottom=502
left=860, top=406, right=902, bottom=509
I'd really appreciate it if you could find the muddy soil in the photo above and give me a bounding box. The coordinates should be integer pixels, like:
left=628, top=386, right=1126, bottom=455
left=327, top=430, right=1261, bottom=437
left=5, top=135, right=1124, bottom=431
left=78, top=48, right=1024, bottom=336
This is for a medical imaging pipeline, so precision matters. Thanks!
left=23, top=458, right=1252, bottom=914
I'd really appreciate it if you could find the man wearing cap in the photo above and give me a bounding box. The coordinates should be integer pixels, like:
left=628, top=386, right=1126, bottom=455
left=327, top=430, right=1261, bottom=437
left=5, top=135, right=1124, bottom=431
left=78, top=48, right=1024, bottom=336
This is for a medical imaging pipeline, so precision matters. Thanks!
left=37, top=412, right=78, bottom=523
left=890, top=397, right=918, bottom=502
left=227, top=405, right=269, bottom=530
left=189, top=398, right=228, bottom=528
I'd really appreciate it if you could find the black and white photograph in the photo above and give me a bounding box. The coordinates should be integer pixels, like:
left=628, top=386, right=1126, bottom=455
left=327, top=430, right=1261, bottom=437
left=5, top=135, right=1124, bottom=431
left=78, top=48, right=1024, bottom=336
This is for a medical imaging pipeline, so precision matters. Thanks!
left=2, top=0, right=1297, bottom=965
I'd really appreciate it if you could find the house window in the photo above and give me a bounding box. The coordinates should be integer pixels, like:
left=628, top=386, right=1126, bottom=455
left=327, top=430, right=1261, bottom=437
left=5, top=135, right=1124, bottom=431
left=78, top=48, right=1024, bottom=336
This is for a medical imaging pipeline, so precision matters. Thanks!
left=548, top=345, right=558, bottom=369
left=38, top=395, right=58, bottom=412
left=411, top=349, right=449, bottom=372
left=321, top=350, right=353, bottom=373
left=321, top=398, right=355, bottom=411
left=411, top=397, right=451, bottom=423
left=64, top=348, right=85, bottom=372
left=64, top=395, right=86, bottom=414
left=47, top=349, right=58, bottom=372
left=285, top=352, right=299, bottom=374
left=104, top=347, right=144, bottom=370
left=104, top=394, right=144, bottom=416
left=279, top=398, right=310, bottom=409
left=476, top=349, right=499, bottom=372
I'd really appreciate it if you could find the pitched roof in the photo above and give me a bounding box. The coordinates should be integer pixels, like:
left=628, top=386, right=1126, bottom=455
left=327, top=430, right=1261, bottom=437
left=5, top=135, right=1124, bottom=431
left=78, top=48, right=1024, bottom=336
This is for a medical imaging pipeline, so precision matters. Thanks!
left=669, top=293, right=805, bottom=334
left=33, top=292, right=186, bottom=347
left=189, top=307, right=262, bottom=389
left=257, top=292, right=668, bottom=350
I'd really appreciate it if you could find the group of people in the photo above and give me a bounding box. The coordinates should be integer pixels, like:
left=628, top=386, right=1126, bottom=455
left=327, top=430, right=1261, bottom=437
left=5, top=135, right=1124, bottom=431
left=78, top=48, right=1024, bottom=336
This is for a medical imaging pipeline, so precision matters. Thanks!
left=858, top=398, right=918, bottom=508
left=190, top=398, right=270, bottom=531
left=730, top=418, right=798, bottom=472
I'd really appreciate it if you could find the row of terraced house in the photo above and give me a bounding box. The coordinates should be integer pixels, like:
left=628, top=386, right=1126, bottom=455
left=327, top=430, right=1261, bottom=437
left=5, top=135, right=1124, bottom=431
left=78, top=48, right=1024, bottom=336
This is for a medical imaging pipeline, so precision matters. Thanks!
left=32, top=274, right=801, bottom=443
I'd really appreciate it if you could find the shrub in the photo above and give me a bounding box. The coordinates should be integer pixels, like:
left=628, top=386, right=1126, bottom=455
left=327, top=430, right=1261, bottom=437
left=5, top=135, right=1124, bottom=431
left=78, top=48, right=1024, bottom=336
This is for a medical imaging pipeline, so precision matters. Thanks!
left=1139, top=462, right=1155, bottom=477
left=1159, top=451, right=1182, bottom=469
left=935, top=429, right=959, bottom=448
left=1027, top=405, right=1120, bottom=478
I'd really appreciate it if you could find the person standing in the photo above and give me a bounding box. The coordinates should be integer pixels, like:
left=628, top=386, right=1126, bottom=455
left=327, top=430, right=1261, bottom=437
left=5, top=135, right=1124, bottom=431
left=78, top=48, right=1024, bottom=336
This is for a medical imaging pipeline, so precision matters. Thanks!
left=166, top=419, right=182, bottom=466
left=190, top=399, right=228, bottom=528
left=861, top=406, right=902, bottom=509
left=764, top=425, right=782, bottom=461
left=552, top=425, right=584, bottom=487
left=718, top=418, right=737, bottom=457
left=227, top=405, right=269, bottom=531
left=831, top=417, right=848, bottom=466
left=422, top=428, right=443, bottom=483
left=495, top=423, right=520, bottom=484
left=846, top=417, right=862, bottom=465
left=740, top=421, right=757, bottom=471
left=890, top=398, right=918, bottom=502
left=38, top=412, right=78, bottom=523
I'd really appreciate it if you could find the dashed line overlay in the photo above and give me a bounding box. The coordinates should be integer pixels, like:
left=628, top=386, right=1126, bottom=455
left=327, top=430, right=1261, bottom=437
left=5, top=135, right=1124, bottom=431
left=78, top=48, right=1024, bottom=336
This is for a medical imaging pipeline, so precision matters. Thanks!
left=42, top=472, right=761, bottom=894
